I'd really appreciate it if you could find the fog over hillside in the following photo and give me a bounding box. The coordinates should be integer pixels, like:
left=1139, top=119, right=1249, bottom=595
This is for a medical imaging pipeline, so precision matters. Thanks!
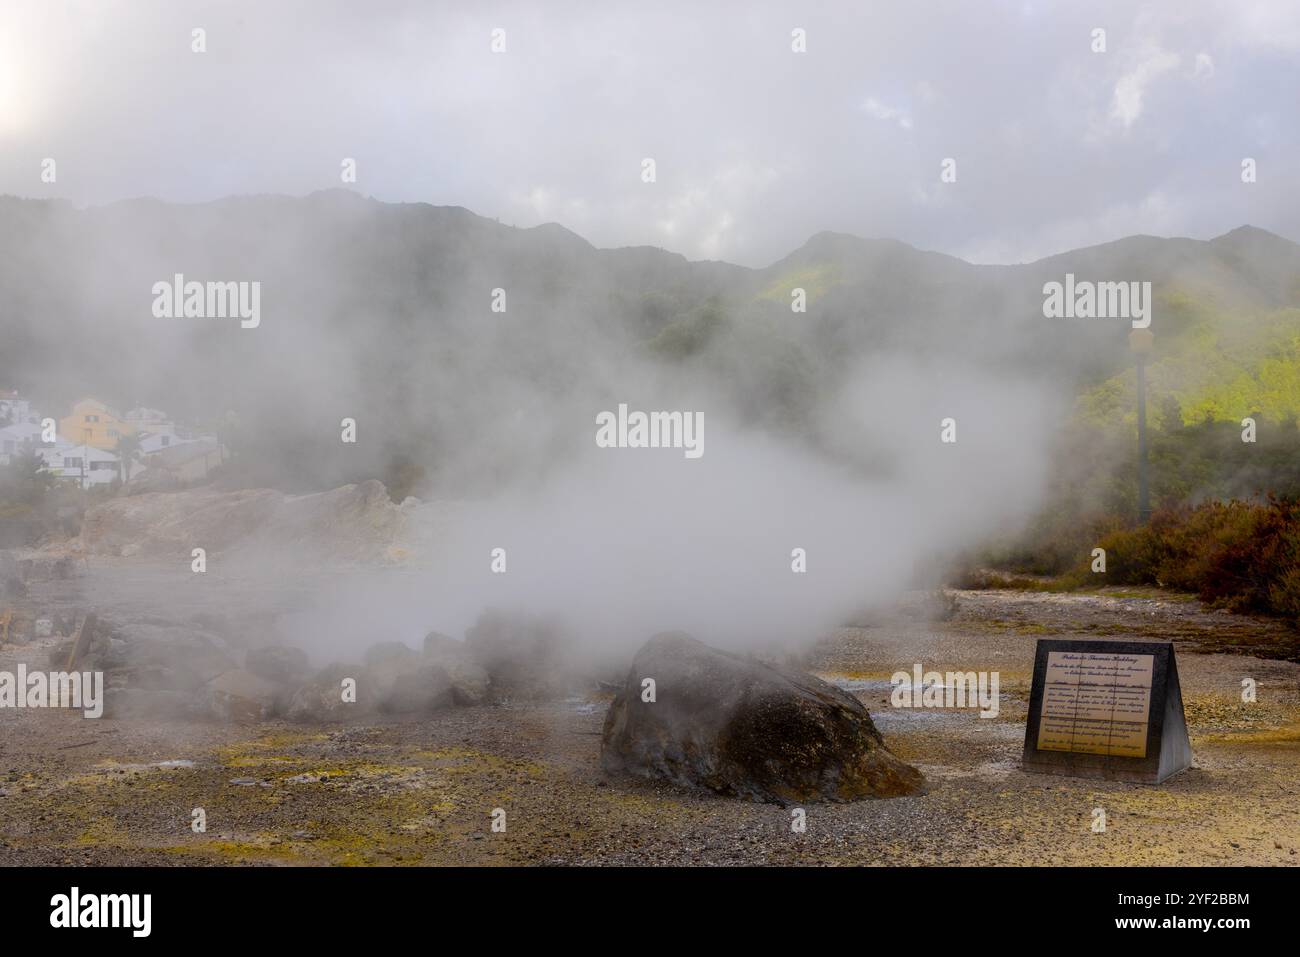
left=4, top=191, right=1298, bottom=495
left=4, top=191, right=1298, bottom=655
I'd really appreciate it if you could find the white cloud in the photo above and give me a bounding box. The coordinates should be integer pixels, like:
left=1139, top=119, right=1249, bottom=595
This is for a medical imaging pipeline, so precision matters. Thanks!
left=860, top=96, right=913, bottom=130
left=958, top=191, right=1185, bottom=264
left=1229, top=0, right=1300, bottom=53
left=652, top=163, right=779, bottom=260
left=1110, top=48, right=1181, bottom=128
left=1, top=0, right=1297, bottom=266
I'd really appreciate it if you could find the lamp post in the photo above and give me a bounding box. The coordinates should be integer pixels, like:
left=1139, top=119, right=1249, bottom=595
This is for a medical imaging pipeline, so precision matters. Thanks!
left=1129, top=328, right=1154, bottom=523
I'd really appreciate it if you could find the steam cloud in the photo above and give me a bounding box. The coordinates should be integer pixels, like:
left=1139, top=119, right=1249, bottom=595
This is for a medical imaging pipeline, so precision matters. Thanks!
left=284, top=344, right=1063, bottom=664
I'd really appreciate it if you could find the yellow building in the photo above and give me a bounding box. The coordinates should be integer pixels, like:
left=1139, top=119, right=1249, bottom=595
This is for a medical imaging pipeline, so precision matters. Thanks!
left=58, top=398, right=136, bottom=450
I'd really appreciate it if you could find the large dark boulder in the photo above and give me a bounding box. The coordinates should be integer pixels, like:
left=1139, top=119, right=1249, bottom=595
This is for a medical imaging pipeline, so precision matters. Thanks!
left=601, top=632, right=926, bottom=804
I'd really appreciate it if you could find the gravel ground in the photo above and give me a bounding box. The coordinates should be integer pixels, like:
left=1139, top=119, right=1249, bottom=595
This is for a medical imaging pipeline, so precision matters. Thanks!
left=1, top=576, right=1297, bottom=866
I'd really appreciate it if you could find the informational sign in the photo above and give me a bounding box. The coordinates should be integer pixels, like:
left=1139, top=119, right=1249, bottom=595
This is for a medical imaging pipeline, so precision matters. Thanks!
left=1022, top=640, right=1191, bottom=784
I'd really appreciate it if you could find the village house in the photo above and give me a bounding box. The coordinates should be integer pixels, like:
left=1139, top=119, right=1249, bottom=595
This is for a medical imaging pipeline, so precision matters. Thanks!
left=138, top=432, right=176, bottom=454
left=0, top=422, right=75, bottom=469
left=34, top=438, right=77, bottom=470
left=124, top=406, right=175, bottom=435
left=0, top=421, right=47, bottom=464
left=5, top=394, right=212, bottom=486
left=0, top=390, right=44, bottom=465
left=0, top=390, right=35, bottom=427
left=123, top=406, right=213, bottom=457
left=137, top=439, right=224, bottom=486
left=44, top=444, right=121, bottom=488
left=58, top=398, right=136, bottom=451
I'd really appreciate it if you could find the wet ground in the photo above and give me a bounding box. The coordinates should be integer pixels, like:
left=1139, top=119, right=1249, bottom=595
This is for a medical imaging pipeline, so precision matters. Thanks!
left=1, top=578, right=1298, bottom=866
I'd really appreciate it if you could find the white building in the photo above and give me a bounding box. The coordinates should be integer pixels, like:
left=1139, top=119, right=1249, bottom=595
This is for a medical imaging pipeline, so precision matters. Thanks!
left=124, top=406, right=176, bottom=435
left=138, top=439, right=223, bottom=486
left=0, top=390, right=33, bottom=428
left=0, top=420, right=57, bottom=465
left=0, top=421, right=41, bottom=461
left=137, top=430, right=195, bottom=455
left=34, top=438, right=76, bottom=468
left=44, top=444, right=122, bottom=488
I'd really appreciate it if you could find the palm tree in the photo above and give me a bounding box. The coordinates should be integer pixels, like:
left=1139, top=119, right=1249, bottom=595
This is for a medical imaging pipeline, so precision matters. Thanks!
left=114, top=432, right=143, bottom=486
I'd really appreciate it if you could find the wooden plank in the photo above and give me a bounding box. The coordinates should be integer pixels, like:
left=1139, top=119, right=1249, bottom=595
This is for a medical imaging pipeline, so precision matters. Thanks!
left=65, top=612, right=97, bottom=670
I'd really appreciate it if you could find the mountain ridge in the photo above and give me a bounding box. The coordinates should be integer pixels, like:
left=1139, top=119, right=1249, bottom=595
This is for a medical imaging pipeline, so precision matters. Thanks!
left=5, top=189, right=1293, bottom=273
left=2, top=190, right=1298, bottom=493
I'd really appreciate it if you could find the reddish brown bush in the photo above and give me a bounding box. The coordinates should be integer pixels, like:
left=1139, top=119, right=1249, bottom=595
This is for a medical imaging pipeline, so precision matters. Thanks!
left=1061, top=498, right=1300, bottom=621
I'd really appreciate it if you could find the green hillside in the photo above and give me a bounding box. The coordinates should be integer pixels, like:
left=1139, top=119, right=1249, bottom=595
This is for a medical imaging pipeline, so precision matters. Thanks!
left=1076, top=297, right=1300, bottom=431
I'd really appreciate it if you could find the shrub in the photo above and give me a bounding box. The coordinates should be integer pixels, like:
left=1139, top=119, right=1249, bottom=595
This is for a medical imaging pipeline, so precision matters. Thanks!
left=1051, top=498, right=1300, bottom=621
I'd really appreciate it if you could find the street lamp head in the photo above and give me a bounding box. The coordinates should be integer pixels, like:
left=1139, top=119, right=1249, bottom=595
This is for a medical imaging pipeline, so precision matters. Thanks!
left=1129, top=328, right=1154, bottom=354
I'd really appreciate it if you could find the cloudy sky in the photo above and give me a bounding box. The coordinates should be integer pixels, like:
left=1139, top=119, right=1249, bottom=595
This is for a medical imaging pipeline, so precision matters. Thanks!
left=0, top=0, right=1297, bottom=266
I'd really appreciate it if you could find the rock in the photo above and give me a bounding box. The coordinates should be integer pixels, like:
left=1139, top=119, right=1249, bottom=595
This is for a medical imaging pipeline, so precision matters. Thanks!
left=86, top=631, right=117, bottom=666
left=899, top=589, right=959, bottom=622
left=601, top=632, right=927, bottom=804
left=422, top=631, right=457, bottom=654
left=380, top=663, right=455, bottom=713
left=34, top=619, right=53, bottom=638
left=189, top=613, right=234, bottom=639
left=364, top=640, right=415, bottom=673
left=287, top=663, right=373, bottom=722
left=102, top=688, right=196, bottom=721
left=47, top=640, right=77, bottom=669
left=231, top=647, right=308, bottom=715
left=464, top=609, right=574, bottom=700
left=362, top=640, right=418, bottom=700
left=244, top=646, right=310, bottom=685
left=423, top=631, right=490, bottom=705
left=122, top=632, right=237, bottom=692
left=364, top=640, right=416, bottom=666
left=130, top=666, right=189, bottom=692
left=80, top=480, right=410, bottom=563
left=207, top=668, right=279, bottom=722
left=127, top=469, right=178, bottom=495
left=93, top=637, right=128, bottom=672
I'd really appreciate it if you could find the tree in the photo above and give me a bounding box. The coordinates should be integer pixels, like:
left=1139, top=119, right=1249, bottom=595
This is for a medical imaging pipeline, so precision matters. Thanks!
left=114, top=432, right=143, bottom=486
left=0, top=449, right=55, bottom=508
